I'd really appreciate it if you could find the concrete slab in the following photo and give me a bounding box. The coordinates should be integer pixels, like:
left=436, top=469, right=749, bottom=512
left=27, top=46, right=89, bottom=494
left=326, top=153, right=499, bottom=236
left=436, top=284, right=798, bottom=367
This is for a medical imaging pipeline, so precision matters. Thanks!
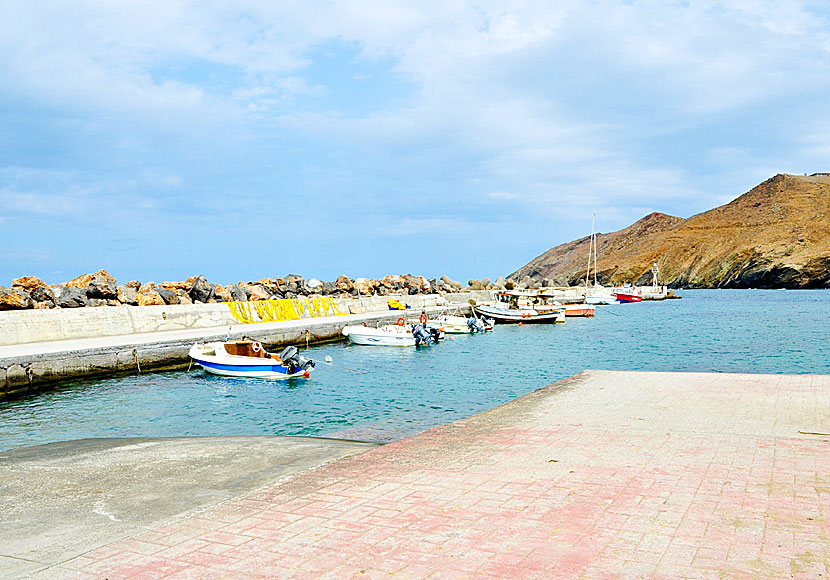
left=12, top=370, right=830, bottom=579
left=0, top=436, right=377, bottom=578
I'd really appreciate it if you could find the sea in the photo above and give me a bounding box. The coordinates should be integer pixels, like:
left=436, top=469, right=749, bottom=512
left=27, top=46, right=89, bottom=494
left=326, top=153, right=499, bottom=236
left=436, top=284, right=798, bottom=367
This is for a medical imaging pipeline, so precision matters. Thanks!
left=1, top=289, right=828, bottom=452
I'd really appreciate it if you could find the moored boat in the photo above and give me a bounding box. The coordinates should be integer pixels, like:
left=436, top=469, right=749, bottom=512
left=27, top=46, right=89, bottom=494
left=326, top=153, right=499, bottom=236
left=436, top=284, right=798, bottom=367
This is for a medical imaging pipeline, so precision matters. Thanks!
left=473, top=291, right=565, bottom=324
left=188, top=340, right=315, bottom=379
left=559, top=304, right=596, bottom=317
left=434, top=308, right=494, bottom=333
left=612, top=285, right=643, bottom=303
left=342, top=319, right=443, bottom=346
left=342, top=323, right=416, bottom=346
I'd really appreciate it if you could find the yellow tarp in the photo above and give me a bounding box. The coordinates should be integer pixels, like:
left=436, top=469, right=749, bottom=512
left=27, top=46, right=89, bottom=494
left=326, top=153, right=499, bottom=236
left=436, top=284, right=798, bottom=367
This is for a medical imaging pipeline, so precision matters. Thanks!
left=226, top=298, right=346, bottom=324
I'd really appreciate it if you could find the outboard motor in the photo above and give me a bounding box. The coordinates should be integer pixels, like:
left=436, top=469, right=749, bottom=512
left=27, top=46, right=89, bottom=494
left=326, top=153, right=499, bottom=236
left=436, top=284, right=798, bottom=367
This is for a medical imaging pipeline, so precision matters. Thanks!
left=428, top=326, right=443, bottom=342
left=411, top=324, right=435, bottom=346
left=279, top=345, right=316, bottom=373
left=467, top=316, right=486, bottom=333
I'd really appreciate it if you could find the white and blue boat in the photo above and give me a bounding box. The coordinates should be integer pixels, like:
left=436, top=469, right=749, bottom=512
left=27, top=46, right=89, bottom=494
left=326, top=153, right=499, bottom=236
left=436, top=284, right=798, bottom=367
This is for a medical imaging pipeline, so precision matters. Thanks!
left=188, top=340, right=315, bottom=379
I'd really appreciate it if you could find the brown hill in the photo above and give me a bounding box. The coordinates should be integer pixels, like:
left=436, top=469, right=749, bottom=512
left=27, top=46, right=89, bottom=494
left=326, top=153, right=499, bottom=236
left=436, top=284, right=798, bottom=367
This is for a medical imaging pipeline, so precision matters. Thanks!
left=511, top=173, right=830, bottom=288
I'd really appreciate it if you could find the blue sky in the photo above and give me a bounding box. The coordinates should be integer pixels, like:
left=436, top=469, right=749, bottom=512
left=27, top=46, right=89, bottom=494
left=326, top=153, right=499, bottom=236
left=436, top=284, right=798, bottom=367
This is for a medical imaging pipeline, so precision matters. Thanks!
left=2, top=1, right=829, bottom=286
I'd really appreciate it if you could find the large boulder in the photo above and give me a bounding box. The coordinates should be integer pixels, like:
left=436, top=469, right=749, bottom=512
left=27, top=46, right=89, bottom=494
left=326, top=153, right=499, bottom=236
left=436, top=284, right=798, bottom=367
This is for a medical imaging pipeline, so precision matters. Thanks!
left=52, top=286, right=88, bottom=308
left=137, top=291, right=165, bottom=306
left=246, top=284, right=270, bottom=301
left=156, top=287, right=180, bottom=305
left=335, top=275, right=353, bottom=292
left=213, top=285, right=232, bottom=303
left=353, top=278, right=375, bottom=295
left=87, top=270, right=117, bottom=299
left=117, top=285, right=138, bottom=305
left=226, top=283, right=247, bottom=302
left=12, top=276, right=46, bottom=291
left=64, top=269, right=115, bottom=291
left=176, top=290, right=193, bottom=304
left=492, top=276, right=507, bottom=290
left=188, top=275, right=215, bottom=303
left=30, top=286, right=55, bottom=308
left=0, top=286, right=33, bottom=310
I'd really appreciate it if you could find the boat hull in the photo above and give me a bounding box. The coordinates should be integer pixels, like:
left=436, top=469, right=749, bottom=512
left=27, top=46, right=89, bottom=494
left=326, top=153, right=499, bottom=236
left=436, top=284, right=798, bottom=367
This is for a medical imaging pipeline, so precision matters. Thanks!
left=473, top=304, right=565, bottom=324
left=585, top=296, right=615, bottom=305
left=188, top=344, right=311, bottom=379
left=561, top=305, right=596, bottom=317
left=341, top=325, right=417, bottom=346
left=613, top=293, right=643, bottom=303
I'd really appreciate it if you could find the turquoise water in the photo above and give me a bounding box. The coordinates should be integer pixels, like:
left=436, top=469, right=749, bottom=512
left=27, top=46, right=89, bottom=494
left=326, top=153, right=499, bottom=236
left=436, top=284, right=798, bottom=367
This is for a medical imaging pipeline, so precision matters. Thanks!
left=2, top=290, right=829, bottom=451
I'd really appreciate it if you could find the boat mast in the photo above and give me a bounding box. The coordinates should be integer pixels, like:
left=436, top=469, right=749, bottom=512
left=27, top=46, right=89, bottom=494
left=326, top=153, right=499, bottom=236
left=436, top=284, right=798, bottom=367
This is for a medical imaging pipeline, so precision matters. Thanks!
left=585, top=213, right=597, bottom=291
left=592, top=213, right=598, bottom=287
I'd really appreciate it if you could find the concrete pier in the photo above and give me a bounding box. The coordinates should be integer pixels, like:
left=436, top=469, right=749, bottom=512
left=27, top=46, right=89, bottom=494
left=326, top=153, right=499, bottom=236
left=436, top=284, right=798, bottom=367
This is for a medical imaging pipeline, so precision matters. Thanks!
left=5, top=370, right=828, bottom=579
left=0, top=292, right=491, bottom=399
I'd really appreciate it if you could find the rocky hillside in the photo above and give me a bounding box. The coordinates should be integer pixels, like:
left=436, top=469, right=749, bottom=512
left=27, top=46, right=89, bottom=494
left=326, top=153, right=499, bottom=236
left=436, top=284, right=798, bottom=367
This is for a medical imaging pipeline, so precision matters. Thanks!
left=511, top=173, right=830, bottom=288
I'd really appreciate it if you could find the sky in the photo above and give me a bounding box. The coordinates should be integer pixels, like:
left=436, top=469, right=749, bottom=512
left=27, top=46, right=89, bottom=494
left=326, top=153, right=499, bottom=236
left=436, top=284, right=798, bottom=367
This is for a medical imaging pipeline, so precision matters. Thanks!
left=1, top=1, right=829, bottom=286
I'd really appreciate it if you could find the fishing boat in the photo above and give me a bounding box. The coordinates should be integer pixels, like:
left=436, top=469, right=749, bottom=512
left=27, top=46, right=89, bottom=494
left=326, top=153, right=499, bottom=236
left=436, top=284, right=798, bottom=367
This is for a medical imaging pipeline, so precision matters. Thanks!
left=473, top=291, right=565, bottom=324
left=612, top=285, right=643, bottom=303
left=188, top=340, right=315, bottom=379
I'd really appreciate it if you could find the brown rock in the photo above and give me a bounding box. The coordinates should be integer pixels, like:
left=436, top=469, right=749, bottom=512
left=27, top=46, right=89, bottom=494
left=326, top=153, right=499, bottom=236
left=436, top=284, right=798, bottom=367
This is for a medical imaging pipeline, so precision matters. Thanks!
left=214, top=284, right=232, bottom=302
left=65, top=269, right=115, bottom=290
left=247, top=285, right=270, bottom=300
left=137, top=291, right=165, bottom=306
left=335, top=275, right=353, bottom=292
left=138, top=282, right=156, bottom=294
left=0, top=286, right=33, bottom=310
left=12, top=276, right=46, bottom=291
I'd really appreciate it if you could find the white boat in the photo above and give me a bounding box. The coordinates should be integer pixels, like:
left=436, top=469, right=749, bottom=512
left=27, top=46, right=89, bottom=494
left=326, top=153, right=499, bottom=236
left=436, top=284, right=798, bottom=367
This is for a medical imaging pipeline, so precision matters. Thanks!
left=188, top=340, right=315, bottom=379
left=473, top=291, right=565, bottom=324
left=342, top=324, right=417, bottom=346
left=585, top=295, right=616, bottom=305
left=583, top=214, right=615, bottom=305
left=433, top=309, right=493, bottom=333
left=342, top=318, right=444, bottom=346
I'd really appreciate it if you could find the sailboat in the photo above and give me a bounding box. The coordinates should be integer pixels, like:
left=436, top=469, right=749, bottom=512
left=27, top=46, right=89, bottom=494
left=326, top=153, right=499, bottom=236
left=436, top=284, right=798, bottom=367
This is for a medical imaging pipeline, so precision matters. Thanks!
left=584, top=215, right=615, bottom=305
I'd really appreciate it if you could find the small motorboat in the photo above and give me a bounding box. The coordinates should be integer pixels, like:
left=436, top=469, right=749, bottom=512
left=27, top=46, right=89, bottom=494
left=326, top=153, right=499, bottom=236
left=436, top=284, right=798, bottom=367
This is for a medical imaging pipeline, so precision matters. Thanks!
left=188, top=340, right=315, bottom=379
left=472, top=291, right=565, bottom=324
left=342, top=318, right=442, bottom=346
left=434, top=310, right=494, bottom=333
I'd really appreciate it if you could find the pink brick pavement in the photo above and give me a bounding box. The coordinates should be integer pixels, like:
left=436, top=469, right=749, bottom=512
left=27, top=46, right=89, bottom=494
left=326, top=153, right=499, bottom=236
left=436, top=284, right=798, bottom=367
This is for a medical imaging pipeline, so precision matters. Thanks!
left=35, top=371, right=830, bottom=579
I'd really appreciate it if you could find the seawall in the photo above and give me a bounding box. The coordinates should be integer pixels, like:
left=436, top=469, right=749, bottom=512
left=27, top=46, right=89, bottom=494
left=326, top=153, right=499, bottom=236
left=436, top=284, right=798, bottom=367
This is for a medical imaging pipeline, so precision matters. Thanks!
left=0, top=292, right=493, bottom=400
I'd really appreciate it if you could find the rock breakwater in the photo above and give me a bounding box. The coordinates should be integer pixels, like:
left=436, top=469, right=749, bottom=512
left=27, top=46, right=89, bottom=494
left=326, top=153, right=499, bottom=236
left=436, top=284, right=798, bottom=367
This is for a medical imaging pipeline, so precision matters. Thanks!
left=0, top=271, right=510, bottom=311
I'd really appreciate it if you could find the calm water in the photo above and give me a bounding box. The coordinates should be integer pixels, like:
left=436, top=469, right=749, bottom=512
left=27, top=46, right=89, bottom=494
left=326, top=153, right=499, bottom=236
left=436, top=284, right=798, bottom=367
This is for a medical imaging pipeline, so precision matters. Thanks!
left=2, top=289, right=829, bottom=451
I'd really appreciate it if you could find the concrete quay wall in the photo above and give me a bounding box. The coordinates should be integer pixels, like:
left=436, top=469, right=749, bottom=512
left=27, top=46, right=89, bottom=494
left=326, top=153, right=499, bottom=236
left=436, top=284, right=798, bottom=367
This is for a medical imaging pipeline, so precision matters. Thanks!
left=0, top=292, right=489, bottom=347
left=0, top=291, right=493, bottom=400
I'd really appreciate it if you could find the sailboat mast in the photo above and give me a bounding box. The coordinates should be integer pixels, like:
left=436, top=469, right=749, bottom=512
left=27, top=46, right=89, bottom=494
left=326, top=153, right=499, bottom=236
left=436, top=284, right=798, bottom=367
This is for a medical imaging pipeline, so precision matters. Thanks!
left=592, top=213, right=598, bottom=286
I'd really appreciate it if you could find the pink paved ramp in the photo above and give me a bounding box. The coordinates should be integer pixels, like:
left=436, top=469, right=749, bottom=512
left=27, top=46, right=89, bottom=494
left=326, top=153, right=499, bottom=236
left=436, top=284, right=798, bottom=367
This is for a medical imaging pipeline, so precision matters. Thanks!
left=37, top=370, right=830, bottom=579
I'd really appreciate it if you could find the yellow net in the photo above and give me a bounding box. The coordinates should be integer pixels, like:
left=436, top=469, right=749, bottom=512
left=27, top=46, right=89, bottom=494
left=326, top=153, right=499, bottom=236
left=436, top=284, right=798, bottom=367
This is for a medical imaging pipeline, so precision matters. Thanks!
left=226, top=298, right=346, bottom=324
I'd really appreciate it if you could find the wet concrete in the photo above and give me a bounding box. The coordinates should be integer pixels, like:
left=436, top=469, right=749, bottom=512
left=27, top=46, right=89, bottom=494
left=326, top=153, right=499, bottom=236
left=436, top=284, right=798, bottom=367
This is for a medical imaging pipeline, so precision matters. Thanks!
left=0, top=436, right=377, bottom=578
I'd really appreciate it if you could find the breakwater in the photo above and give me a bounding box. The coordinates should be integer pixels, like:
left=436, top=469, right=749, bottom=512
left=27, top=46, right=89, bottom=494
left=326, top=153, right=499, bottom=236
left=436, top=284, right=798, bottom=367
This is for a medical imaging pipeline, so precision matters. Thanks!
left=0, top=291, right=492, bottom=400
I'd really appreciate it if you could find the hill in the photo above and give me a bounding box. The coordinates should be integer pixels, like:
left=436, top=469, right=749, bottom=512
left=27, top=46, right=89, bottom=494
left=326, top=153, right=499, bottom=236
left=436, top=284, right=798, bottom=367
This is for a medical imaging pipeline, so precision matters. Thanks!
left=510, top=173, right=830, bottom=288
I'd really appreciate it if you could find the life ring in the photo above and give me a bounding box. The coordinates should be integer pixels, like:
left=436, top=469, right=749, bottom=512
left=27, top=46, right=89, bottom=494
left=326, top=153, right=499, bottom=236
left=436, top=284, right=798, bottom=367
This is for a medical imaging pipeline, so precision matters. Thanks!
left=251, top=341, right=262, bottom=353
left=397, top=317, right=405, bottom=326
left=419, top=313, right=428, bottom=325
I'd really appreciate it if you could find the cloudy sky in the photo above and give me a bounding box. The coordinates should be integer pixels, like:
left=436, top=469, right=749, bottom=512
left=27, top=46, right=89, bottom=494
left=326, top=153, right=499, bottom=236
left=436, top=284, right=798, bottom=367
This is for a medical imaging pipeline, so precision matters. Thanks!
left=1, top=1, right=828, bottom=286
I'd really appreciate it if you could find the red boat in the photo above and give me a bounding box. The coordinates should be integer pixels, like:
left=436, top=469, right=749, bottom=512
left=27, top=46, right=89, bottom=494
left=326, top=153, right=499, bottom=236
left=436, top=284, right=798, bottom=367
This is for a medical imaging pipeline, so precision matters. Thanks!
left=612, top=286, right=642, bottom=303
